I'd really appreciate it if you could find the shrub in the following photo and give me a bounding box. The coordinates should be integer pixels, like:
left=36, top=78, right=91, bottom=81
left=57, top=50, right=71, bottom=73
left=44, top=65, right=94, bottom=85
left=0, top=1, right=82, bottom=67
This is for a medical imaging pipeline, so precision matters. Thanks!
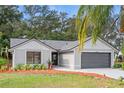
left=122, top=64, right=124, bottom=70
left=33, top=64, right=40, bottom=70
left=0, top=57, right=7, bottom=66
left=15, top=64, right=24, bottom=70
left=14, top=64, right=47, bottom=71
left=40, top=64, right=47, bottom=70
left=25, top=64, right=33, bottom=70
left=118, top=76, right=124, bottom=82
left=113, top=63, right=122, bottom=68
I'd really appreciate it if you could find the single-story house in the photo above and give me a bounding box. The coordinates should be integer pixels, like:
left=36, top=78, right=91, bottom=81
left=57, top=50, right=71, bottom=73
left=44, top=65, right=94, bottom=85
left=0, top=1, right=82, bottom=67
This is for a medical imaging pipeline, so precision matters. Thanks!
left=9, top=37, right=118, bottom=69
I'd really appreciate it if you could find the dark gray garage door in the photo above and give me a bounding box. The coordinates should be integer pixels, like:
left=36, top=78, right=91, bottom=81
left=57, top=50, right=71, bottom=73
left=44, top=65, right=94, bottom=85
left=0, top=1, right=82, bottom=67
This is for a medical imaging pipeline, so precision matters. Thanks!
left=81, top=52, right=111, bottom=68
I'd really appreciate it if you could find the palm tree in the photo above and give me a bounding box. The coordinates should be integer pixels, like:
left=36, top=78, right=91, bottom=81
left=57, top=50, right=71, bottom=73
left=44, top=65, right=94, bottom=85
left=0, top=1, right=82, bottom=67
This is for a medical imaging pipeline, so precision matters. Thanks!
left=76, top=5, right=124, bottom=53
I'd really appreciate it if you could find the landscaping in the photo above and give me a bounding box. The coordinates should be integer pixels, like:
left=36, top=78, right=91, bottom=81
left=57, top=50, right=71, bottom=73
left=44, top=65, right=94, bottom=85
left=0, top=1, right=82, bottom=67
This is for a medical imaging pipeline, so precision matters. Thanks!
left=0, top=70, right=124, bottom=88
left=113, top=62, right=124, bottom=70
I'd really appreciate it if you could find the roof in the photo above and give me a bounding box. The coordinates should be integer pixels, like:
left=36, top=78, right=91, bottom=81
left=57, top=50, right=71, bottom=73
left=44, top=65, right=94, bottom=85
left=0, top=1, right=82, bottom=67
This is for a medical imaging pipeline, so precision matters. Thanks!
left=10, top=37, right=119, bottom=52
left=10, top=38, right=77, bottom=51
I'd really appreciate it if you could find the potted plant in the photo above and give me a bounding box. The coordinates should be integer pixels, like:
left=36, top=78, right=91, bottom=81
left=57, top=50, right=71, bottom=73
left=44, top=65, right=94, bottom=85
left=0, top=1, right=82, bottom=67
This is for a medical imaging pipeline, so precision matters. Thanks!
left=48, top=60, right=53, bottom=69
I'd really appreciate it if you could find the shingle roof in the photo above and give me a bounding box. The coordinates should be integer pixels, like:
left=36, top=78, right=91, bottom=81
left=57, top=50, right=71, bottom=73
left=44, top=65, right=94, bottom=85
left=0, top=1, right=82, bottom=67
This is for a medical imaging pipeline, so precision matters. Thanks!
left=10, top=37, right=118, bottom=52
left=10, top=38, right=78, bottom=51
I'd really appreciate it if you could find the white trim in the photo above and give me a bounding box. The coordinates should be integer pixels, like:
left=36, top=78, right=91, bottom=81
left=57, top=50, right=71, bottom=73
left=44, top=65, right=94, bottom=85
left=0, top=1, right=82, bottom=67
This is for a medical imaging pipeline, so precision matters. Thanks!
left=24, top=50, right=26, bottom=65
left=41, top=51, right=43, bottom=64
left=12, top=50, right=15, bottom=68
left=50, top=51, right=52, bottom=61
left=58, top=52, right=60, bottom=66
left=81, top=49, right=112, bottom=52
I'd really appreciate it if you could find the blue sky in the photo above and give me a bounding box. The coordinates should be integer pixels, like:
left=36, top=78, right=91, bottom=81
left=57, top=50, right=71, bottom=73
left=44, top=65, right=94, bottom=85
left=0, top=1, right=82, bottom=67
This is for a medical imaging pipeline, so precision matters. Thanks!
left=18, top=5, right=79, bottom=17
left=19, top=5, right=120, bottom=18
left=49, top=5, right=79, bottom=16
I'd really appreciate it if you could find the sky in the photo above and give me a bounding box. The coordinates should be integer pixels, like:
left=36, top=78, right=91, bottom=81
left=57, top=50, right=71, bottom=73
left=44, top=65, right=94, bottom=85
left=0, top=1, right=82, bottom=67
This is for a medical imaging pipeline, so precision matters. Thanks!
left=18, top=5, right=79, bottom=18
left=18, top=5, right=120, bottom=18
left=49, top=5, right=79, bottom=16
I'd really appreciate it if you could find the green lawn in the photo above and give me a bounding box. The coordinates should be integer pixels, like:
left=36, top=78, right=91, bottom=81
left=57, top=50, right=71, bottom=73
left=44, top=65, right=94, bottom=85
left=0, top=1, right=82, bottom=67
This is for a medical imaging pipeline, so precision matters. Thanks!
left=0, top=73, right=124, bottom=88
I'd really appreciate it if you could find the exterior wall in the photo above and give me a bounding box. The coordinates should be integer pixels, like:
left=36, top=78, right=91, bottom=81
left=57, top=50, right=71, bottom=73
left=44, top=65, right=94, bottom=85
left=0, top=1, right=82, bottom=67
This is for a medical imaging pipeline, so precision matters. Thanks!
left=12, top=49, right=26, bottom=68
left=59, top=52, right=74, bottom=69
left=42, top=50, right=51, bottom=67
left=12, top=40, right=55, bottom=68
left=74, top=39, right=115, bottom=69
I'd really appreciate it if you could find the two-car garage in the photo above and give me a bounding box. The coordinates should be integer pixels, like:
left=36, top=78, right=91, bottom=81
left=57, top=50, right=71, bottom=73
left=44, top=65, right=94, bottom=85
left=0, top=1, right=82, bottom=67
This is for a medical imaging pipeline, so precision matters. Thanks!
left=73, top=38, right=117, bottom=69
left=81, top=52, right=111, bottom=68
left=58, top=38, right=117, bottom=69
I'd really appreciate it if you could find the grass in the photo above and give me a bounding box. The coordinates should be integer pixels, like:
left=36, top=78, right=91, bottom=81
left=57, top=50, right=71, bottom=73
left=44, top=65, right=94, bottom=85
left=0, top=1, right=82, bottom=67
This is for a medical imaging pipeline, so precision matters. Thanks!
left=0, top=72, right=124, bottom=88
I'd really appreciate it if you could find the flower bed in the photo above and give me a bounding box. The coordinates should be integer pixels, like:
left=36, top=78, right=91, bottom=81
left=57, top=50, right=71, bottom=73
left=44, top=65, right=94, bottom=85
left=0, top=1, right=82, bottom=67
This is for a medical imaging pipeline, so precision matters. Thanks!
left=0, top=69, right=111, bottom=79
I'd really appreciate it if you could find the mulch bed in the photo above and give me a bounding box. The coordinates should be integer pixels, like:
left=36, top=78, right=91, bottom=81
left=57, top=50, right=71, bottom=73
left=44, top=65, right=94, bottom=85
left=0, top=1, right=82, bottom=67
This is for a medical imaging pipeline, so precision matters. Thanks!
left=0, top=69, right=112, bottom=79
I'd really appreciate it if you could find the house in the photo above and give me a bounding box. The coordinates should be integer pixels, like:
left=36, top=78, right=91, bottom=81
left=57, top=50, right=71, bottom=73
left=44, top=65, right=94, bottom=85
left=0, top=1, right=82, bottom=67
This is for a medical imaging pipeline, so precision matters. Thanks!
left=9, top=37, right=118, bottom=69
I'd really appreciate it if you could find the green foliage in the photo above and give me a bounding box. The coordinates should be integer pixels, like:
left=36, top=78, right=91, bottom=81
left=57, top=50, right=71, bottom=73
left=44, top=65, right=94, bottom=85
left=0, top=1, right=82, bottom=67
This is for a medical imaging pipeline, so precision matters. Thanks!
left=25, top=64, right=33, bottom=70
left=113, top=63, right=122, bottom=68
left=33, top=64, right=41, bottom=70
left=0, top=5, right=78, bottom=51
left=0, top=57, right=7, bottom=66
left=122, top=63, right=124, bottom=70
left=76, top=5, right=113, bottom=49
left=14, top=64, right=24, bottom=70
left=40, top=64, right=47, bottom=70
left=118, top=76, right=124, bottom=82
left=14, top=64, right=47, bottom=70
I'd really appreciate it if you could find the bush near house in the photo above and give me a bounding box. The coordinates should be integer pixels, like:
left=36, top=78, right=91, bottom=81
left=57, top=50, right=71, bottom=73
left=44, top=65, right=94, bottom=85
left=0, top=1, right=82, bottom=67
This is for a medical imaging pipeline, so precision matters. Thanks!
left=113, top=63, right=122, bottom=68
left=0, top=57, right=8, bottom=71
left=122, top=64, right=124, bottom=70
left=14, top=64, right=47, bottom=71
left=113, top=62, right=124, bottom=70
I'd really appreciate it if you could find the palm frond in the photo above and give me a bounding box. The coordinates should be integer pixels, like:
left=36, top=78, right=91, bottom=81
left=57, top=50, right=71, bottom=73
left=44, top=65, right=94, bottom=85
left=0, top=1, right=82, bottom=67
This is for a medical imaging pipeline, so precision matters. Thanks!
left=76, top=5, right=113, bottom=50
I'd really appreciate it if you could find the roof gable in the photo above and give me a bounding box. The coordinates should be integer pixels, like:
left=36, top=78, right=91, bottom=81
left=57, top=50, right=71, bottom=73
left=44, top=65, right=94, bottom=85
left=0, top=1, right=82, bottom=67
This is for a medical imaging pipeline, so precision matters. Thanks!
left=82, top=37, right=118, bottom=52
left=9, top=39, right=57, bottom=51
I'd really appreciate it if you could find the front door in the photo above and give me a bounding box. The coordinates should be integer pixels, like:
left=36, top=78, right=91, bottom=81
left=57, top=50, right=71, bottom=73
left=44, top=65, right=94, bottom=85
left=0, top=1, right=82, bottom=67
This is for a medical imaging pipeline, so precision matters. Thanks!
left=52, top=52, right=58, bottom=65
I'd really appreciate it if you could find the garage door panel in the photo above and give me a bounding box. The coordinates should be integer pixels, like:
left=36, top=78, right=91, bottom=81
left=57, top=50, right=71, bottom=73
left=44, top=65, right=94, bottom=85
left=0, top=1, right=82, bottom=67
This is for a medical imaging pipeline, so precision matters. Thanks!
left=81, top=52, right=111, bottom=68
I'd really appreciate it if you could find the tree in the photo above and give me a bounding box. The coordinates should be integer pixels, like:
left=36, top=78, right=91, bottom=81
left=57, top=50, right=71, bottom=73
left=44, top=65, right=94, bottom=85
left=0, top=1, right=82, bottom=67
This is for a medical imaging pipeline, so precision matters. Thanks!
left=0, top=6, right=22, bottom=25
left=0, top=5, right=22, bottom=58
left=64, top=16, right=77, bottom=40
left=76, top=5, right=115, bottom=49
left=23, top=5, right=60, bottom=39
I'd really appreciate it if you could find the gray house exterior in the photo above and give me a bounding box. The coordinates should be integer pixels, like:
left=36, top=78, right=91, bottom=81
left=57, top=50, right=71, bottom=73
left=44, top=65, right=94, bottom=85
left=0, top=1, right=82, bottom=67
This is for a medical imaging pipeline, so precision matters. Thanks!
left=9, top=37, right=118, bottom=69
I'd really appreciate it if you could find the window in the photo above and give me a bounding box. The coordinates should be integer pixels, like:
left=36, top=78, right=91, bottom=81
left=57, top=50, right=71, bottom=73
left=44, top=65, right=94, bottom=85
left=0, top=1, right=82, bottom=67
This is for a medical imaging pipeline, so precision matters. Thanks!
left=27, top=52, right=41, bottom=64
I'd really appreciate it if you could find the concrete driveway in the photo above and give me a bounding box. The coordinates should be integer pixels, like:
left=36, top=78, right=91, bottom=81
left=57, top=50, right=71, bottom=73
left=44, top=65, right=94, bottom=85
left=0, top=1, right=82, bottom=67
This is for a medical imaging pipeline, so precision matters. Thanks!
left=82, top=68, right=124, bottom=79
left=54, top=67, right=124, bottom=79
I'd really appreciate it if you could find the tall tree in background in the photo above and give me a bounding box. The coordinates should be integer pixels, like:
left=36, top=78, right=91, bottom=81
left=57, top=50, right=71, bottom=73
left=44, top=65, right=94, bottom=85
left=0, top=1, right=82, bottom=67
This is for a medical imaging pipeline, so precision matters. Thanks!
left=24, top=5, right=60, bottom=39
left=0, top=6, right=22, bottom=57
